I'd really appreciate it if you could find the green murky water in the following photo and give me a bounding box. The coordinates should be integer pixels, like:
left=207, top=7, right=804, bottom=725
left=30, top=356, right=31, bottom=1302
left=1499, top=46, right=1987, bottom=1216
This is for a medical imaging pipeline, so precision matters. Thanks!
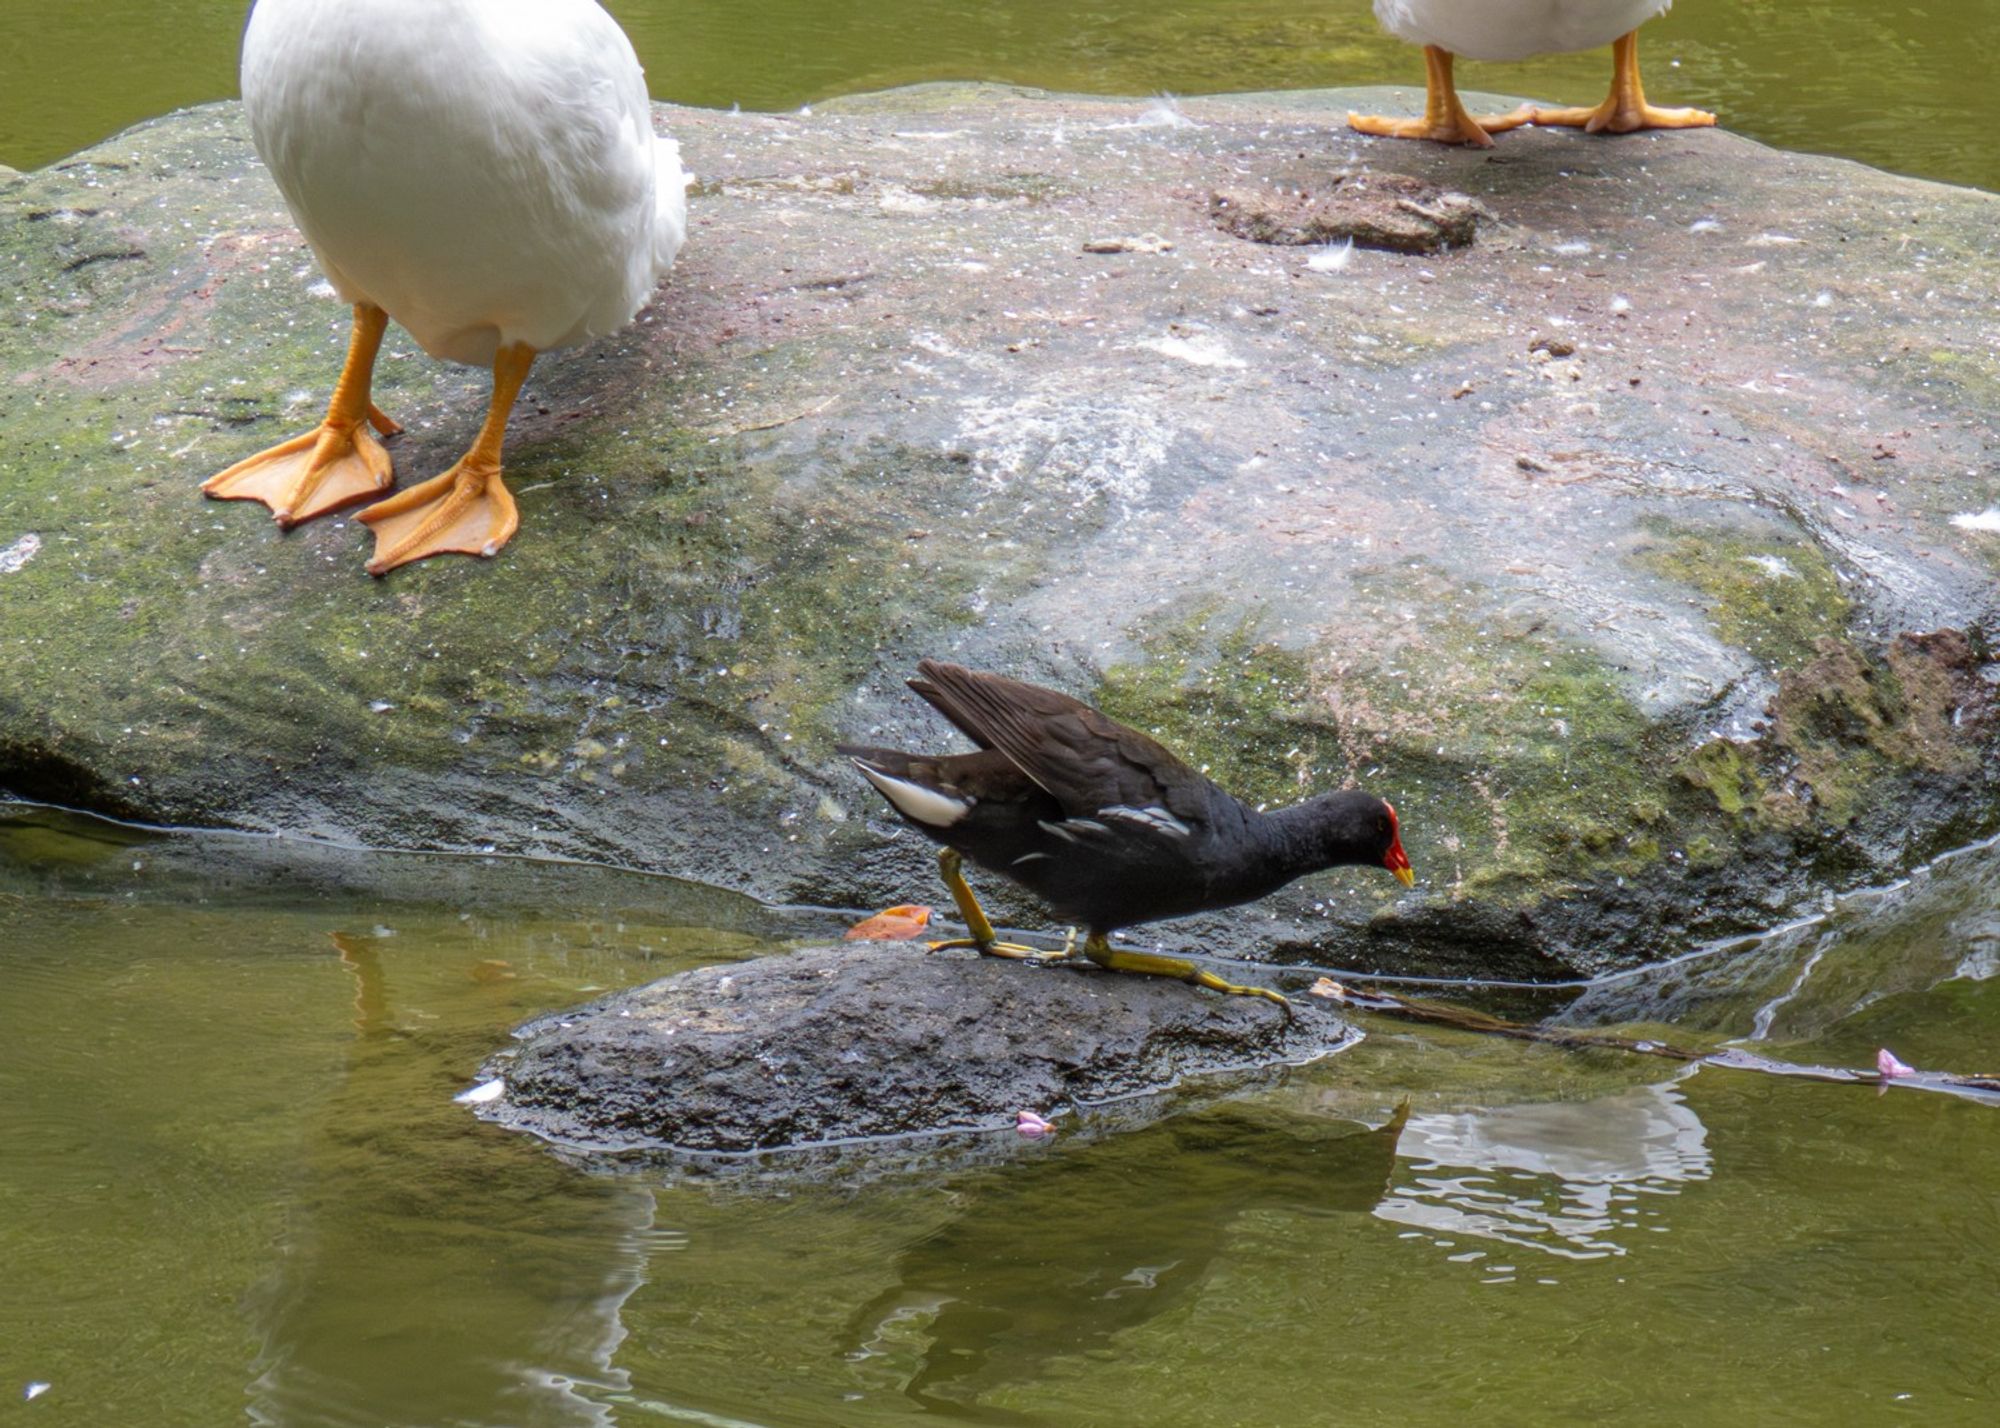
left=5, top=8, right=1999, bottom=1417
left=5, top=802, right=1999, bottom=1424
left=2, top=2, right=1997, bottom=192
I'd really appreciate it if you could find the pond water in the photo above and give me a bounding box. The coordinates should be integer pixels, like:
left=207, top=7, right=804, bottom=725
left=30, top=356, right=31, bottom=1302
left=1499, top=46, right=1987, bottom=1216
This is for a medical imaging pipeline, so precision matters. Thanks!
left=2, top=1, right=1998, bottom=193
left=5, top=4, right=1999, bottom=1419
left=5, top=801, right=1999, bottom=1424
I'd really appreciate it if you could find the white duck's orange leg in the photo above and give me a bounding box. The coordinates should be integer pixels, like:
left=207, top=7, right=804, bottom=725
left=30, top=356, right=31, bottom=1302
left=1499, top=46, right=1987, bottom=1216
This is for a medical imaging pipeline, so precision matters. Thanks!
left=358, top=342, right=534, bottom=575
left=1530, top=31, right=1717, bottom=134
left=1348, top=46, right=1533, bottom=148
left=203, top=303, right=400, bottom=526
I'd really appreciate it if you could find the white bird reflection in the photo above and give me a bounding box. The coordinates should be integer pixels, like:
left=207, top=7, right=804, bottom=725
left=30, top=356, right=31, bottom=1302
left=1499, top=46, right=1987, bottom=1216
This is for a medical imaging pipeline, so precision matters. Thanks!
left=243, top=931, right=663, bottom=1428
left=1375, top=1082, right=1711, bottom=1262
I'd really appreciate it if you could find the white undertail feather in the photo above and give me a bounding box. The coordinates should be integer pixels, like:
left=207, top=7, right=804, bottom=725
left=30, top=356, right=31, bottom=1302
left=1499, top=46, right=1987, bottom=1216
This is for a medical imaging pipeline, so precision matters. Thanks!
left=853, top=760, right=971, bottom=828
left=653, top=134, right=691, bottom=272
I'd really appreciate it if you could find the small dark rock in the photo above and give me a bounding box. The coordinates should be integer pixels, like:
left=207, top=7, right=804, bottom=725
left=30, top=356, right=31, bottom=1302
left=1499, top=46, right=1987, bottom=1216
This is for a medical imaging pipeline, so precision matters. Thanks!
left=1209, top=174, right=1488, bottom=253
left=475, top=942, right=1356, bottom=1156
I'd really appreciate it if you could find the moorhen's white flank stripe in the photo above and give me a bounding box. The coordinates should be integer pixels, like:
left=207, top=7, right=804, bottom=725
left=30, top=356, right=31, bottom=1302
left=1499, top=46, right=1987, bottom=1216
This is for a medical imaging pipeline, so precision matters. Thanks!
left=1039, top=819, right=1114, bottom=843
left=1100, top=805, right=1193, bottom=838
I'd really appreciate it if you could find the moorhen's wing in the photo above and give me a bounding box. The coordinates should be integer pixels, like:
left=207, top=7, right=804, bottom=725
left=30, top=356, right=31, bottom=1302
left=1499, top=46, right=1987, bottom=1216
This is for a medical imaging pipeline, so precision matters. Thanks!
left=907, top=661, right=1084, bottom=751
left=910, top=661, right=1217, bottom=834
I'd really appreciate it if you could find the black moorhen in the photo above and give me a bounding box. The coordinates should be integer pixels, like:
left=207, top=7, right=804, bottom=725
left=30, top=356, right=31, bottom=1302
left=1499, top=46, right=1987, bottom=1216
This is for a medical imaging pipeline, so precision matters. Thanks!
left=840, top=660, right=1414, bottom=1009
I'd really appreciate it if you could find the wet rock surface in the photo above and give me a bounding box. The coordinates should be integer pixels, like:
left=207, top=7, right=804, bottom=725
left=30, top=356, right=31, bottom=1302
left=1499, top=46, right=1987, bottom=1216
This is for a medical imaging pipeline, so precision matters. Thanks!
left=476, top=941, right=1351, bottom=1155
left=1, top=85, right=1997, bottom=979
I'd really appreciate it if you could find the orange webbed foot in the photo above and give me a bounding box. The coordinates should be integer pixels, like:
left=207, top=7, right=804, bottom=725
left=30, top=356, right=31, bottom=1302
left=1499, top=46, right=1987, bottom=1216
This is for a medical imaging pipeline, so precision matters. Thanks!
left=1347, top=104, right=1532, bottom=149
left=357, top=460, right=519, bottom=575
left=1530, top=99, right=1716, bottom=134
left=202, top=411, right=396, bottom=527
left=1533, top=31, right=1717, bottom=135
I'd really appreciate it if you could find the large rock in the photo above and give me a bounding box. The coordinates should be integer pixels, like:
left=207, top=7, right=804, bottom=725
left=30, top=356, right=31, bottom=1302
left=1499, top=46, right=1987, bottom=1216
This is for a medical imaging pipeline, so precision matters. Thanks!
left=1, top=86, right=1996, bottom=978
left=475, top=941, right=1354, bottom=1159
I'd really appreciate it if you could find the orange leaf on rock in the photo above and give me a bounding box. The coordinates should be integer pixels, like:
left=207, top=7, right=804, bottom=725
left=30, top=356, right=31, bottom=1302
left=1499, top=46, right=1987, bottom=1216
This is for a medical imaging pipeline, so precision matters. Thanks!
left=844, top=904, right=935, bottom=941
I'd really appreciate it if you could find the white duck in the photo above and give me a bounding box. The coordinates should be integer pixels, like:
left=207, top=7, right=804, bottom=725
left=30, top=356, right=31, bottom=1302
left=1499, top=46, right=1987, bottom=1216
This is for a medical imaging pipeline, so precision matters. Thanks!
left=1349, top=1, right=1714, bottom=148
left=205, top=0, right=688, bottom=574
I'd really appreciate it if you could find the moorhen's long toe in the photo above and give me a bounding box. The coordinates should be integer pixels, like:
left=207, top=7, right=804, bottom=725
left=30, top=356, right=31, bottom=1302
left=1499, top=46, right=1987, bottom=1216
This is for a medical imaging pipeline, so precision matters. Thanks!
left=841, top=660, right=1415, bottom=1011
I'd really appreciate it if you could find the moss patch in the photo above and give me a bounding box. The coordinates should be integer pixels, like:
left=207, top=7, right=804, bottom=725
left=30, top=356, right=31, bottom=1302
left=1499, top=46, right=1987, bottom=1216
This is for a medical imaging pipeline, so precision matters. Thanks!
left=1673, top=630, right=1993, bottom=845
left=1095, top=585, right=1692, bottom=905
left=1634, top=519, right=1851, bottom=672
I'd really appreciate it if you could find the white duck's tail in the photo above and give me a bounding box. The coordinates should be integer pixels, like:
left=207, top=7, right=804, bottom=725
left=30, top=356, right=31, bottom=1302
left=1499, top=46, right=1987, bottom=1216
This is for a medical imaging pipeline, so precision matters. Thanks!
left=653, top=134, right=690, bottom=273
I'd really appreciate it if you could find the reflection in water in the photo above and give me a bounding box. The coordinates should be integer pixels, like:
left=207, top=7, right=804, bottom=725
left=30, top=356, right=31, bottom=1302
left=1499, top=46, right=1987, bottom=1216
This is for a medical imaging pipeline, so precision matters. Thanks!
left=243, top=932, right=662, bottom=1428
left=1376, top=1083, right=1710, bottom=1264
left=5, top=808, right=2000, bottom=1425
left=842, top=1103, right=1407, bottom=1417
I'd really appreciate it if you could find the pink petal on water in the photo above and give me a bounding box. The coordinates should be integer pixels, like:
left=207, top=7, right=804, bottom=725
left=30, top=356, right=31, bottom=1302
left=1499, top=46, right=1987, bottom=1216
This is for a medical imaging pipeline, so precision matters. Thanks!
left=1877, top=1048, right=1916, bottom=1078
left=1015, top=1110, right=1055, bottom=1138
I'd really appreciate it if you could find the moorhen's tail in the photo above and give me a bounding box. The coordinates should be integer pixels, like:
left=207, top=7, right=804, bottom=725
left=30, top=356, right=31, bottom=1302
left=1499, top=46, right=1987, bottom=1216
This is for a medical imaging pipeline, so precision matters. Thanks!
left=837, top=744, right=977, bottom=831
left=839, top=739, right=1051, bottom=834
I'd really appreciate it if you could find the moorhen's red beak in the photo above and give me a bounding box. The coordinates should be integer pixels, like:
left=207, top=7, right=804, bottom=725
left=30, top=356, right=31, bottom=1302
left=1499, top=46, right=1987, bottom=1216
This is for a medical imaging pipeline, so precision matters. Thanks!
left=1383, top=803, right=1415, bottom=887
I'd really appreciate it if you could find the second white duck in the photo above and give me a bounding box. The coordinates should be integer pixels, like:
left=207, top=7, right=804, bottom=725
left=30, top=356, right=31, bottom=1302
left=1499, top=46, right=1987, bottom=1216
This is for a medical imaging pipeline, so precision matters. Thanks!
left=1350, top=1, right=1715, bottom=148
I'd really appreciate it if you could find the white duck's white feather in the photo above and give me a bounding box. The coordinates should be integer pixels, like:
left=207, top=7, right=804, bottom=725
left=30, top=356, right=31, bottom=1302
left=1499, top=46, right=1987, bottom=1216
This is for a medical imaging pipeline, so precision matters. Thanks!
left=242, top=0, right=687, bottom=368
left=1372, top=1, right=1674, bottom=63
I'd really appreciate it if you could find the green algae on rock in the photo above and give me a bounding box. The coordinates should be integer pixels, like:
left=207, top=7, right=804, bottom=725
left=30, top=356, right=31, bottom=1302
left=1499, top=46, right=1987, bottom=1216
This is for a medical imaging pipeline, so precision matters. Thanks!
left=1, top=88, right=1996, bottom=976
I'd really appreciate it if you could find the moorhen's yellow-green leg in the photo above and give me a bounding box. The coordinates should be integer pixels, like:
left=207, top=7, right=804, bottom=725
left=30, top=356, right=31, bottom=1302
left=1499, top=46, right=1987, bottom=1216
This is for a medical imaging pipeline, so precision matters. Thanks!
left=926, top=848, right=1069, bottom=960
left=1348, top=46, right=1534, bottom=148
left=1082, top=933, right=1291, bottom=1013
left=203, top=302, right=401, bottom=525
left=358, top=341, right=533, bottom=575
left=1530, top=31, right=1716, bottom=134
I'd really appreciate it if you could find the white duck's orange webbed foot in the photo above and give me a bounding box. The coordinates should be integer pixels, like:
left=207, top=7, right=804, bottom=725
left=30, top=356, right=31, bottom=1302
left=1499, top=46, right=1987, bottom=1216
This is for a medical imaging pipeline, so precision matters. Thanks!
left=1347, top=105, right=1532, bottom=148
left=357, top=460, right=519, bottom=575
left=1531, top=31, right=1717, bottom=134
left=1529, top=98, right=1715, bottom=134
left=202, top=416, right=395, bottom=527
left=203, top=302, right=398, bottom=526
left=358, top=339, right=535, bottom=575
left=1347, top=44, right=1532, bottom=148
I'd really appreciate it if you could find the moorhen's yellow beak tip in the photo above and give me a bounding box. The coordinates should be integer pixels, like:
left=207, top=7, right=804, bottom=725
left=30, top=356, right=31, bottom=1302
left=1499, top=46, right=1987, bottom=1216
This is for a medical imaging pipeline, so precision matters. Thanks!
left=1394, top=865, right=1416, bottom=888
